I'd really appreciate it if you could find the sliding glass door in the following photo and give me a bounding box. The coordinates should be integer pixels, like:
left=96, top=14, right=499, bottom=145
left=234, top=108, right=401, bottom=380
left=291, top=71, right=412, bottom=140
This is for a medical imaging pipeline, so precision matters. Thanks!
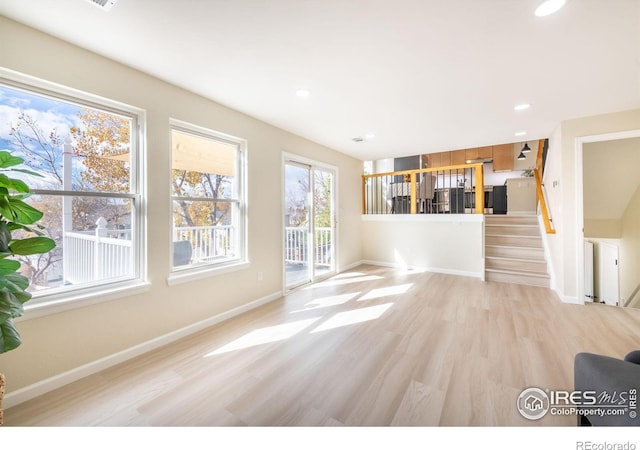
left=284, top=160, right=335, bottom=290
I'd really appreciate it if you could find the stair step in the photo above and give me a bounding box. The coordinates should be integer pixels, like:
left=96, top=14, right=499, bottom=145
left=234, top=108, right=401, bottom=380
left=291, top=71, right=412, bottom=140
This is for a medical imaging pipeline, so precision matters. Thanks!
left=485, top=268, right=550, bottom=288
left=485, top=256, right=547, bottom=274
left=485, top=224, right=540, bottom=237
left=485, top=235, right=543, bottom=248
left=485, top=215, right=538, bottom=225
left=485, top=245, right=545, bottom=260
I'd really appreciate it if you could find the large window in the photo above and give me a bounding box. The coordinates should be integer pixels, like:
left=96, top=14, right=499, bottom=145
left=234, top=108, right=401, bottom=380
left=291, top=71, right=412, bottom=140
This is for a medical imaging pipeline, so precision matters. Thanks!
left=0, top=77, right=144, bottom=304
left=170, top=120, right=246, bottom=274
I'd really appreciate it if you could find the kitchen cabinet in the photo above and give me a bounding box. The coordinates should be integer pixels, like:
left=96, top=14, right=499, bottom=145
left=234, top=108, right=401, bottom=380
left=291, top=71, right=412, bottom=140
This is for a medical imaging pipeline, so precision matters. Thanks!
left=492, top=143, right=514, bottom=172
left=451, top=149, right=466, bottom=165
left=424, top=152, right=446, bottom=168
left=439, top=151, right=451, bottom=167
left=465, top=146, right=493, bottom=161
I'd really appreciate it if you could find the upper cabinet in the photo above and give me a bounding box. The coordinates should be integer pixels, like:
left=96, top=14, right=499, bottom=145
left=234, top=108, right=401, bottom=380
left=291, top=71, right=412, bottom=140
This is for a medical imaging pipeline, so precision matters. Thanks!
left=421, top=141, right=524, bottom=173
left=423, top=151, right=453, bottom=168
left=451, top=149, right=466, bottom=165
left=492, top=144, right=514, bottom=172
left=465, top=146, right=493, bottom=161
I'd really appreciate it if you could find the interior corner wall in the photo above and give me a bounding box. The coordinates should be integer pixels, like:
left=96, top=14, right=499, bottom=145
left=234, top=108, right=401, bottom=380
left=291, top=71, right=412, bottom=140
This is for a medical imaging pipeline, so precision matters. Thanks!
left=620, top=185, right=640, bottom=304
left=558, top=109, right=640, bottom=301
left=0, top=17, right=363, bottom=392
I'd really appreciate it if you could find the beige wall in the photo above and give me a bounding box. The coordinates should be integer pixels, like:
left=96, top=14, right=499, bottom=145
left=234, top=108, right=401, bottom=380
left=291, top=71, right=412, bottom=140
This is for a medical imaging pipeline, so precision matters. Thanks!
left=543, top=109, right=640, bottom=301
left=361, top=216, right=484, bottom=276
left=584, top=219, right=622, bottom=239
left=0, top=18, right=363, bottom=391
left=620, top=185, right=640, bottom=306
left=506, top=177, right=536, bottom=214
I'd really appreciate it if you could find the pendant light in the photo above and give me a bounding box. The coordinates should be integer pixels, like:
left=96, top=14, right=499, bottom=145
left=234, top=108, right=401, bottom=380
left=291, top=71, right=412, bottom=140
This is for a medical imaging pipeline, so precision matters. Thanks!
left=522, top=142, right=531, bottom=153
left=517, top=142, right=527, bottom=160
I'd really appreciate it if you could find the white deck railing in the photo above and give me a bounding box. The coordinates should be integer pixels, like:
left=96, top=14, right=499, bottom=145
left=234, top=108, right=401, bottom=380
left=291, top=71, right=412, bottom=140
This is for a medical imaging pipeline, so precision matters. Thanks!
left=285, top=226, right=332, bottom=267
left=63, top=227, right=132, bottom=284
left=174, top=225, right=234, bottom=263
left=63, top=220, right=331, bottom=284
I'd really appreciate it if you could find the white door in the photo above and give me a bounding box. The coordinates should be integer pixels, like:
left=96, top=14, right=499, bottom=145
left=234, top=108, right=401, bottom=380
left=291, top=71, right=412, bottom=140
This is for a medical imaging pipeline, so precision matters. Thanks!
left=599, top=243, right=620, bottom=306
left=284, top=160, right=336, bottom=290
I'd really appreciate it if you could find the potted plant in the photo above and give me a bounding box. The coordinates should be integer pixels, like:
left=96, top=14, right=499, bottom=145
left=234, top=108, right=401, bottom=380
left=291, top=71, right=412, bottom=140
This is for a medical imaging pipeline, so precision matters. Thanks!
left=0, top=150, right=56, bottom=425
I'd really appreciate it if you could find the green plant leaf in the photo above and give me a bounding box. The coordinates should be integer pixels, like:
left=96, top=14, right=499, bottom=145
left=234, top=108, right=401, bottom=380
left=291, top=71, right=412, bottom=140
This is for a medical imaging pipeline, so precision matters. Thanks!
left=8, top=168, right=42, bottom=177
left=0, top=318, right=22, bottom=353
left=0, top=289, right=25, bottom=317
left=0, top=258, right=20, bottom=275
left=4, top=198, right=44, bottom=224
left=0, top=151, right=24, bottom=169
left=4, top=272, right=31, bottom=293
left=10, top=236, right=56, bottom=255
left=0, top=174, right=29, bottom=193
left=0, top=222, right=11, bottom=252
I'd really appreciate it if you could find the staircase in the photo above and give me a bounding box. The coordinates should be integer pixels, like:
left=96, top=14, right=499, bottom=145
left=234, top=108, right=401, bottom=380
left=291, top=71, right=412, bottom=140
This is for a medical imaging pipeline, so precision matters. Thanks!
left=485, top=215, right=550, bottom=288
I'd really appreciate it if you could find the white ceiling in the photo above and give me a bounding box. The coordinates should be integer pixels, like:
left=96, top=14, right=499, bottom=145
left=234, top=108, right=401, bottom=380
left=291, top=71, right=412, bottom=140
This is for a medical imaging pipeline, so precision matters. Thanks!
left=0, top=0, right=639, bottom=161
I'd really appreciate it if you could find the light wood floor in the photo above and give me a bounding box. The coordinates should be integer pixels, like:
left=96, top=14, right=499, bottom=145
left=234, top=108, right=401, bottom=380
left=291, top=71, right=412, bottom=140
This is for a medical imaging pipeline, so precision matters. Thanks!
left=6, top=265, right=640, bottom=426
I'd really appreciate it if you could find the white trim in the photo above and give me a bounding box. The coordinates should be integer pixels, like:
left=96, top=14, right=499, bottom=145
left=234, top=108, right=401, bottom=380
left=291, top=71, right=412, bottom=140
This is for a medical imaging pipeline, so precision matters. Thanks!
left=281, top=152, right=340, bottom=292
left=562, top=295, right=581, bottom=305
left=538, top=213, right=557, bottom=291
left=167, top=261, right=250, bottom=286
left=338, top=260, right=364, bottom=273
left=574, top=129, right=640, bottom=307
left=0, top=68, right=148, bottom=315
left=361, top=259, right=483, bottom=279
left=167, top=118, right=249, bottom=276
left=4, top=290, right=283, bottom=409
left=361, top=213, right=484, bottom=223
left=21, top=281, right=151, bottom=321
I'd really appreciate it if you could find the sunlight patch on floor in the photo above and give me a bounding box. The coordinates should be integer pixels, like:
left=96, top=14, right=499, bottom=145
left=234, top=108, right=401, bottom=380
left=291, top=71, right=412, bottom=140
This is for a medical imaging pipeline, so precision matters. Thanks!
left=358, top=283, right=413, bottom=301
left=306, top=275, right=384, bottom=288
left=331, top=271, right=366, bottom=279
left=290, top=292, right=361, bottom=313
left=310, top=303, right=393, bottom=333
left=205, top=317, right=321, bottom=356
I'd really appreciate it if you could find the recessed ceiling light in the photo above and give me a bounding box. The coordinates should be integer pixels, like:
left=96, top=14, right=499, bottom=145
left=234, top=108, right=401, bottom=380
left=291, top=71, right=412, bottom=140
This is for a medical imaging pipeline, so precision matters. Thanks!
left=515, top=131, right=527, bottom=137
left=295, top=89, right=311, bottom=98
left=535, top=0, right=567, bottom=17
left=514, top=103, right=531, bottom=111
left=365, top=133, right=376, bottom=140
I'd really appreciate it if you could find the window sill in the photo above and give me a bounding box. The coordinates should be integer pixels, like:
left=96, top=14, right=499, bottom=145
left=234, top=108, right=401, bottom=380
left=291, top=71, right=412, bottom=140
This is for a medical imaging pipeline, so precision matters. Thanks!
left=20, top=280, right=152, bottom=321
left=167, top=261, right=250, bottom=286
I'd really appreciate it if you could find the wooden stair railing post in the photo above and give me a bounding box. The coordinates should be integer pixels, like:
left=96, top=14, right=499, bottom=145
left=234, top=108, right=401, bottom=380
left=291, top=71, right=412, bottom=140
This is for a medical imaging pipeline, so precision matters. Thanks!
left=410, top=172, right=417, bottom=214
left=475, top=164, right=484, bottom=214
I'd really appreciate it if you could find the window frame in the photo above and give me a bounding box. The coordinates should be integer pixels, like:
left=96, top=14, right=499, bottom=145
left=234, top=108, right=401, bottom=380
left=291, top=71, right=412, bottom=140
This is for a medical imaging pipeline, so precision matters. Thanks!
left=0, top=68, right=148, bottom=317
left=167, top=118, right=248, bottom=285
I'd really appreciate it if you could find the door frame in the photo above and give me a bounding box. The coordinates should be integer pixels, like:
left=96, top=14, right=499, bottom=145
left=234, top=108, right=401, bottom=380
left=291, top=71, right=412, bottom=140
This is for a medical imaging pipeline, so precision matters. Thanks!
left=575, top=129, right=640, bottom=305
left=282, top=152, right=339, bottom=292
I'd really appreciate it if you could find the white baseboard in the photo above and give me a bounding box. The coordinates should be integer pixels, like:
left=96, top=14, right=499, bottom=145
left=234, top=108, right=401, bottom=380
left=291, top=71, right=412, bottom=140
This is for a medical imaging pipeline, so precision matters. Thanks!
left=361, top=259, right=482, bottom=279
left=339, top=260, right=365, bottom=272
left=4, top=291, right=283, bottom=409
left=562, top=295, right=581, bottom=305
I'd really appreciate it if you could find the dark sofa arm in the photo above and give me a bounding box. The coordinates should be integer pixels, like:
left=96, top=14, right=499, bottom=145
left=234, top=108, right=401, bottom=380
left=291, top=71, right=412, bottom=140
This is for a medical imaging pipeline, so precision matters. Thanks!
left=574, top=352, right=640, bottom=426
